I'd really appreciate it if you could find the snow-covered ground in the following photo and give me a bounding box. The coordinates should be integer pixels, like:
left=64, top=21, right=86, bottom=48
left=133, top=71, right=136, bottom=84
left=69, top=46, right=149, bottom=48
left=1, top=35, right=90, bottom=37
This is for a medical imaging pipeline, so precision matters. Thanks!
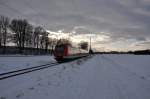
left=0, top=55, right=55, bottom=73
left=0, top=54, right=150, bottom=99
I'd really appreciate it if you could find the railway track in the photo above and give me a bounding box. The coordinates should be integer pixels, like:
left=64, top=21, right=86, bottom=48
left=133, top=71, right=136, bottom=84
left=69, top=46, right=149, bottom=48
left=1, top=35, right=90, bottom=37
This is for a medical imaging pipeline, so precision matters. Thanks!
left=0, top=55, right=91, bottom=80
left=0, top=62, right=59, bottom=80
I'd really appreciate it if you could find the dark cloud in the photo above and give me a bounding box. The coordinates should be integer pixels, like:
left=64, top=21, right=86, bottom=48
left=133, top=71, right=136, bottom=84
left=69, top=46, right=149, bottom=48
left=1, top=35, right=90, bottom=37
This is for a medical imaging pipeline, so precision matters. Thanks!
left=135, top=41, right=150, bottom=47
left=136, top=37, right=146, bottom=41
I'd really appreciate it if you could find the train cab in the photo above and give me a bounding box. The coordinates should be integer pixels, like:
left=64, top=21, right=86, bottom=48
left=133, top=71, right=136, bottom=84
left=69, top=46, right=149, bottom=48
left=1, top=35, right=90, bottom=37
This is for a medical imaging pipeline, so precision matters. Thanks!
left=54, top=44, right=68, bottom=62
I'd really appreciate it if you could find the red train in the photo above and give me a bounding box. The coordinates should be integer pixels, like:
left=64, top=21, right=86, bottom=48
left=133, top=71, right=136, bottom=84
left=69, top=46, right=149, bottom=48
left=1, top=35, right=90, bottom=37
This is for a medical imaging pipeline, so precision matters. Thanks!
left=54, top=43, right=89, bottom=62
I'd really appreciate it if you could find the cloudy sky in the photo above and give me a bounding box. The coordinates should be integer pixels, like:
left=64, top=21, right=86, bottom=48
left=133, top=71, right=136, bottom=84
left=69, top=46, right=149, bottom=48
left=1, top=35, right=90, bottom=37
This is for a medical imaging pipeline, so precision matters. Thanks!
left=0, top=0, right=150, bottom=51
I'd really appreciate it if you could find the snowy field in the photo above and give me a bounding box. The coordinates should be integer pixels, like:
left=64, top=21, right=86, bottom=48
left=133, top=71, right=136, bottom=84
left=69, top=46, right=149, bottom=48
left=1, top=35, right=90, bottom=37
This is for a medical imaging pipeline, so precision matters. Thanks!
left=0, top=55, right=55, bottom=73
left=0, top=54, right=150, bottom=99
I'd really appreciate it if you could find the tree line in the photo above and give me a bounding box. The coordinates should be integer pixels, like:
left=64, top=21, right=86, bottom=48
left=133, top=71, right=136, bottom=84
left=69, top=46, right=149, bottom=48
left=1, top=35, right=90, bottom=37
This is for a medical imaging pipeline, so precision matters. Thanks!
left=0, top=15, right=57, bottom=54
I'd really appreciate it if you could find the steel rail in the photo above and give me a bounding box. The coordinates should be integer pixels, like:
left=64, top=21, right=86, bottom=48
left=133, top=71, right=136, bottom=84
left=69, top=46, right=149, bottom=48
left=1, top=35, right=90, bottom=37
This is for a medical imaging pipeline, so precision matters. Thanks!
left=0, top=62, right=59, bottom=80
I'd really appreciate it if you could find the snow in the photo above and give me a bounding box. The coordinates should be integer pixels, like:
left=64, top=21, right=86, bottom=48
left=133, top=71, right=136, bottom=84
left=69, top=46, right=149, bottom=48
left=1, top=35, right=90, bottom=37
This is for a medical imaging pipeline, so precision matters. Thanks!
left=0, top=54, right=150, bottom=99
left=0, top=55, right=55, bottom=73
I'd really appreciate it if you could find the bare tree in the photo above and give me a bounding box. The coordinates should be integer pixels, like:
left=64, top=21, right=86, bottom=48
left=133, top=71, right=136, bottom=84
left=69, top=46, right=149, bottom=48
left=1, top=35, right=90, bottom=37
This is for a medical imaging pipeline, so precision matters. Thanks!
left=33, top=26, right=43, bottom=49
left=57, top=39, right=72, bottom=45
left=40, top=30, right=49, bottom=50
left=44, top=32, right=49, bottom=51
left=25, top=24, right=33, bottom=47
left=10, top=19, right=30, bottom=53
left=21, top=19, right=28, bottom=50
left=0, top=16, right=9, bottom=53
left=78, top=41, right=88, bottom=50
left=40, top=32, right=45, bottom=49
left=0, top=17, right=2, bottom=47
left=48, top=38, right=57, bottom=54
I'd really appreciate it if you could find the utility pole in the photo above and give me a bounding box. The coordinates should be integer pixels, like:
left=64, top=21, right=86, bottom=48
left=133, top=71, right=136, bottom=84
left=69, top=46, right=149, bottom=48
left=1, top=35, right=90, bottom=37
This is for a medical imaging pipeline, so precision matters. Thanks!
left=90, top=36, right=91, bottom=50
left=89, top=33, right=93, bottom=54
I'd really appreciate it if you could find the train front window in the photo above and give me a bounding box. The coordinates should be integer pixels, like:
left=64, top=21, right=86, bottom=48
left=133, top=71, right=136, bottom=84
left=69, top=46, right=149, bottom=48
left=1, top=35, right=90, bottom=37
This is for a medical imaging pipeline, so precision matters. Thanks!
left=55, top=45, right=64, bottom=53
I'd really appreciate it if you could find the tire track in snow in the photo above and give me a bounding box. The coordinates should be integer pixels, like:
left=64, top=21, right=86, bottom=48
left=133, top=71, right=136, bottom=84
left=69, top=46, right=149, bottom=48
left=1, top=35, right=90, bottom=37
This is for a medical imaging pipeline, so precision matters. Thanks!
left=101, top=55, right=150, bottom=81
left=98, top=55, right=129, bottom=99
left=100, top=55, right=150, bottom=99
